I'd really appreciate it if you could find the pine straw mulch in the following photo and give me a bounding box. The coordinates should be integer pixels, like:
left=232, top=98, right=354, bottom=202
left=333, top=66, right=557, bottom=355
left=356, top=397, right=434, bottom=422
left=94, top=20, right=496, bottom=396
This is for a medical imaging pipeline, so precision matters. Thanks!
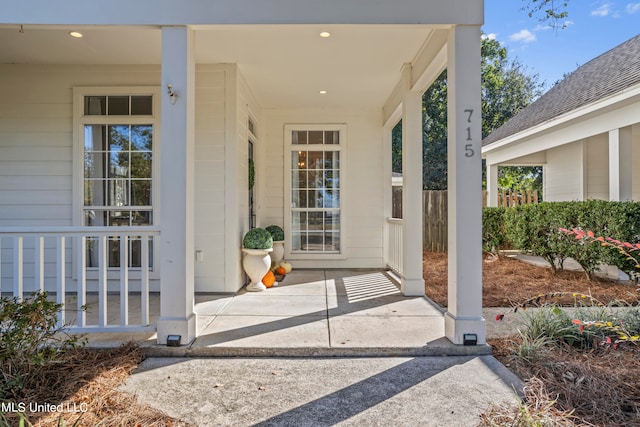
left=4, top=342, right=193, bottom=427
left=487, top=337, right=640, bottom=426
left=423, top=251, right=640, bottom=308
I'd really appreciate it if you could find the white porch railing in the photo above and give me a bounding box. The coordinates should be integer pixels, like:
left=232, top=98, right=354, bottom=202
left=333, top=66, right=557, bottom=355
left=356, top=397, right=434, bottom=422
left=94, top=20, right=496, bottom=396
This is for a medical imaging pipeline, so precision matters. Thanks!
left=387, top=218, right=403, bottom=276
left=0, top=226, right=160, bottom=332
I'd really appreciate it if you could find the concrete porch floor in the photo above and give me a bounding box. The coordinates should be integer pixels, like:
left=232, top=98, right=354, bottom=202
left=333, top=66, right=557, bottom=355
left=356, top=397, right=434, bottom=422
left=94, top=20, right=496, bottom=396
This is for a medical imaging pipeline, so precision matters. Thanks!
left=79, top=269, right=491, bottom=357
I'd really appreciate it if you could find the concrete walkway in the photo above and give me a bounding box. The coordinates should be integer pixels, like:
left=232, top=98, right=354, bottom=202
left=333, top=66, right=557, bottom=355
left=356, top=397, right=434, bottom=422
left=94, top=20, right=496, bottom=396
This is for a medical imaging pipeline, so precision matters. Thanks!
left=108, top=270, right=525, bottom=426
left=121, top=355, right=522, bottom=427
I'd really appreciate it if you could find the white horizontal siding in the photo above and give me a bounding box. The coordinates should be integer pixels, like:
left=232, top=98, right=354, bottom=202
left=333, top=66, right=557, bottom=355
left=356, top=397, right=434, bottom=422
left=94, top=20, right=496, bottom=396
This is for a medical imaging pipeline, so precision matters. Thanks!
left=194, top=66, right=227, bottom=292
left=544, top=142, right=584, bottom=202
left=586, top=134, right=609, bottom=200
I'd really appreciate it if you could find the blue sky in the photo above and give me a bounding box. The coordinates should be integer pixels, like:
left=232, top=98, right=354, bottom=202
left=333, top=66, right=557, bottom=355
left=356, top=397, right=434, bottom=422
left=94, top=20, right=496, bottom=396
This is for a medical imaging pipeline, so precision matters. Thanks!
left=483, top=1, right=640, bottom=89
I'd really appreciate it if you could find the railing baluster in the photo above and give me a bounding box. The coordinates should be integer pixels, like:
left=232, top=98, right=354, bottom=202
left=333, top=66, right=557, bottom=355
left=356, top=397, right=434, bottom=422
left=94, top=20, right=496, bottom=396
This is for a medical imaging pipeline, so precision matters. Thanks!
left=35, top=236, right=44, bottom=292
left=120, top=234, right=128, bottom=326
left=56, top=236, right=65, bottom=327
left=0, top=227, right=158, bottom=332
left=13, top=236, right=23, bottom=302
left=77, top=236, right=86, bottom=328
left=98, top=235, right=108, bottom=328
left=141, top=235, right=150, bottom=326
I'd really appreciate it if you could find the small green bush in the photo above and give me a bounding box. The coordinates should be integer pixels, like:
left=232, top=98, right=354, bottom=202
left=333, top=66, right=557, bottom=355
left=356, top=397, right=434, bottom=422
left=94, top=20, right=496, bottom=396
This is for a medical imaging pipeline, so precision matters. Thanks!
left=504, top=203, right=572, bottom=272
left=242, top=227, right=273, bottom=249
left=482, top=207, right=507, bottom=255
left=265, top=225, right=285, bottom=242
left=0, top=292, right=85, bottom=400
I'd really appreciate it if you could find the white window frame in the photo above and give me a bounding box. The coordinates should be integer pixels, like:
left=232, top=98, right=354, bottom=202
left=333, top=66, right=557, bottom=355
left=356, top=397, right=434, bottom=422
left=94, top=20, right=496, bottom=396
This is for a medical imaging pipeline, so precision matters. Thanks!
left=72, top=86, right=161, bottom=278
left=284, top=124, right=347, bottom=260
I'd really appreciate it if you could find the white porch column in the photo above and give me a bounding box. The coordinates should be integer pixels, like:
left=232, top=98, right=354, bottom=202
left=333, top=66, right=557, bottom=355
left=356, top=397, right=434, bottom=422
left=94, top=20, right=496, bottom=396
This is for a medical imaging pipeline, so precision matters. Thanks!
left=400, top=64, right=426, bottom=296
left=609, top=127, right=633, bottom=201
left=157, top=26, right=197, bottom=345
left=445, top=25, right=486, bottom=345
left=486, top=163, right=498, bottom=207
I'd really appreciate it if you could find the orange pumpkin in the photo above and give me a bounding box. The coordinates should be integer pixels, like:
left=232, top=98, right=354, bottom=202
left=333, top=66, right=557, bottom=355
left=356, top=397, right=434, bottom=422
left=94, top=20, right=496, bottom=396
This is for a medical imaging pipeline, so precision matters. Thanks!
left=275, top=266, right=287, bottom=276
left=262, top=270, right=276, bottom=288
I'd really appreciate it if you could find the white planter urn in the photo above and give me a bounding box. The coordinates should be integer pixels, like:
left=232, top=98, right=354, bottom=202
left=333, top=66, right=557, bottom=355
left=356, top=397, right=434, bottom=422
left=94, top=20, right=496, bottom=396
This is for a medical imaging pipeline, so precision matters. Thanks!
left=271, top=240, right=285, bottom=265
left=242, top=248, right=273, bottom=292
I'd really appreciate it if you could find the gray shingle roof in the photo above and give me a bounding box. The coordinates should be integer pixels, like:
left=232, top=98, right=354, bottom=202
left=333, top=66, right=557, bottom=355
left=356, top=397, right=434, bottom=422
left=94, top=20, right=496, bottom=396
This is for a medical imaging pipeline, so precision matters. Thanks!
left=483, top=33, right=640, bottom=146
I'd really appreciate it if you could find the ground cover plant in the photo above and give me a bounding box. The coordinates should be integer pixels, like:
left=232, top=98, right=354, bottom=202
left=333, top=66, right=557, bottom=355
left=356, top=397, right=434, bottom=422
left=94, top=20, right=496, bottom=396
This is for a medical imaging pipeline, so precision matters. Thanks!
left=459, top=225, right=640, bottom=426
left=0, top=293, right=191, bottom=427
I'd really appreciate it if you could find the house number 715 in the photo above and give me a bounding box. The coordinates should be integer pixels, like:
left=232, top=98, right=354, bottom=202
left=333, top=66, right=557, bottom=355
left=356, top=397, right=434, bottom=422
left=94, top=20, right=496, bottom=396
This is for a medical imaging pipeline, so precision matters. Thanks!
left=464, top=108, right=474, bottom=158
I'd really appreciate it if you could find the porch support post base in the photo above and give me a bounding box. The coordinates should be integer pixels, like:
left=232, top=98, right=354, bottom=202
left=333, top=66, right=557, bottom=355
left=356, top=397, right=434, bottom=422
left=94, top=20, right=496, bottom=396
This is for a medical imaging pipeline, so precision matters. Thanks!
left=157, top=313, right=197, bottom=346
left=401, top=277, right=425, bottom=296
left=444, top=312, right=486, bottom=345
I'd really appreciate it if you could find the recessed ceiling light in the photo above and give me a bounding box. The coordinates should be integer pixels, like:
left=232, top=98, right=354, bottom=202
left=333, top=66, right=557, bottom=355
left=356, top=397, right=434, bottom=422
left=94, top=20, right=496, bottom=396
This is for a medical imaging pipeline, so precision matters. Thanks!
left=320, top=31, right=331, bottom=38
left=69, top=31, right=83, bottom=38
left=319, top=90, right=327, bottom=94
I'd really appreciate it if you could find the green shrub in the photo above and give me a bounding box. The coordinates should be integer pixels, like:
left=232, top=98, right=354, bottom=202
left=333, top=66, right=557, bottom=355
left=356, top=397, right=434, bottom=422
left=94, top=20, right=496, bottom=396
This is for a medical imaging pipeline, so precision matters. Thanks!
left=505, top=203, right=573, bottom=272
left=265, top=225, right=285, bottom=242
left=242, top=227, right=273, bottom=249
left=0, top=292, right=85, bottom=400
left=482, top=207, right=507, bottom=255
left=504, top=200, right=640, bottom=278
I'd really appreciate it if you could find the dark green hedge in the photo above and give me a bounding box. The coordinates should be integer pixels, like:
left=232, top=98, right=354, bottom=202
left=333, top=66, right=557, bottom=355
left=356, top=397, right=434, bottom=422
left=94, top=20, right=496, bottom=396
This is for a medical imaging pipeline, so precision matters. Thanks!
left=484, top=201, right=640, bottom=279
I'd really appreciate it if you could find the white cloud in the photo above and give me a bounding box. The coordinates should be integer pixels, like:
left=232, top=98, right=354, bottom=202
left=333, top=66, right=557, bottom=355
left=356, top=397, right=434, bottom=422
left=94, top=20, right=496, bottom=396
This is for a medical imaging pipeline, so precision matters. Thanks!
left=482, top=33, right=497, bottom=40
left=591, top=3, right=612, bottom=16
left=532, top=23, right=552, bottom=31
left=563, top=20, right=575, bottom=27
left=626, top=3, right=640, bottom=13
left=509, top=29, right=536, bottom=43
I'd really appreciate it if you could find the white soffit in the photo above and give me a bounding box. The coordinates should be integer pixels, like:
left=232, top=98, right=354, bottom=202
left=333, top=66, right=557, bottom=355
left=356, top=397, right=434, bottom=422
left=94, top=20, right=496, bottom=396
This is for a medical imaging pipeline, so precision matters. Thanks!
left=0, top=25, right=433, bottom=109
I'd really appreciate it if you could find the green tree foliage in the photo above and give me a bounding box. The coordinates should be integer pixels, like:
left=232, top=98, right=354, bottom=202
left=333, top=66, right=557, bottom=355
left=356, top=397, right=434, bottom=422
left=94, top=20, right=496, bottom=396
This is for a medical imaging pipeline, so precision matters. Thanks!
left=522, top=0, right=571, bottom=30
left=392, top=36, right=543, bottom=190
left=498, top=165, right=543, bottom=193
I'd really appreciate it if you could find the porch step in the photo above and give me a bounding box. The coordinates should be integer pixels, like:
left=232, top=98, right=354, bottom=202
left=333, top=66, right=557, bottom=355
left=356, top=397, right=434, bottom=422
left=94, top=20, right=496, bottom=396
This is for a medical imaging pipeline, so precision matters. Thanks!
left=139, top=339, right=493, bottom=358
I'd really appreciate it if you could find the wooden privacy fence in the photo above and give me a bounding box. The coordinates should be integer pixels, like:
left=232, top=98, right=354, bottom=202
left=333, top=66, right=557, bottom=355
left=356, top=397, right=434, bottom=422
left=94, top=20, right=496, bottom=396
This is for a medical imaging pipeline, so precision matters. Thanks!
left=483, top=189, right=539, bottom=208
left=391, top=188, right=539, bottom=252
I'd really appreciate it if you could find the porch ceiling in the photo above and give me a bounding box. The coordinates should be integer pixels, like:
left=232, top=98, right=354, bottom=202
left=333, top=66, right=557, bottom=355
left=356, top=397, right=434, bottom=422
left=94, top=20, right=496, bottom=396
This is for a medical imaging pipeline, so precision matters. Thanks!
left=0, top=24, right=436, bottom=109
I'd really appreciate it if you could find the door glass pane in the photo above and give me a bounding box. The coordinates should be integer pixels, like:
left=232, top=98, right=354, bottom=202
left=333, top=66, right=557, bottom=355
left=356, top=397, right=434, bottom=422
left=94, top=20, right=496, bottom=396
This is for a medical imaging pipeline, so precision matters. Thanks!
left=84, top=152, right=105, bottom=179
left=324, top=151, right=339, bottom=169
left=292, top=151, right=308, bottom=170
left=109, top=210, right=131, bottom=226
left=292, top=171, right=307, bottom=189
left=292, top=130, right=307, bottom=145
left=131, top=210, right=152, bottom=226
left=131, top=125, right=152, bottom=151
left=131, top=180, right=152, bottom=206
left=308, top=131, right=323, bottom=144
left=131, top=96, right=152, bottom=115
left=108, top=179, right=129, bottom=207
left=292, top=189, right=307, bottom=209
left=130, top=152, right=152, bottom=178
left=108, top=96, right=129, bottom=115
left=109, top=125, right=130, bottom=150
left=324, top=130, right=339, bottom=145
left=84, top=96, right=106, bottom=115
left=109, top=152, right=129, bottom=178
left=84, top=125, right=106, bottom=151
left=307, top=151, right=323, bottom=169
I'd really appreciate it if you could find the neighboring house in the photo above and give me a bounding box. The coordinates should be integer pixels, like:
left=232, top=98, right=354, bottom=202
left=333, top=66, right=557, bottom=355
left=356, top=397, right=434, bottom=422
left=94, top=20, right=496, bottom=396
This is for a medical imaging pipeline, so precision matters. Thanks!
left=0, top=0, right=485, bottom=346
left=483, top=34, right=640, bottom=205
